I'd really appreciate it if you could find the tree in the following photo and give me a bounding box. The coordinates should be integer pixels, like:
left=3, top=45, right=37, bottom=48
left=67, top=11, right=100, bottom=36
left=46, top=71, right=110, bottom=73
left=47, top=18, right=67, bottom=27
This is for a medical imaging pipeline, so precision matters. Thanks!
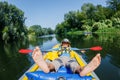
left=47, top=28, right=54, bottom=34
left=113, top=11, right=120, bottom=18
left=55, top=1, right=120, bottom=35
left=107, top=0, right=120, bottom=12
left=64, top=11, right=87, bottom=31
left=94, top=5, right=106, bottom=21
left=28, top=25, right=54, bottom=37
left=81, top=3, right=96, bottom=20
left=28, top=25, right=43, bottom=36
left=55, top=23, right=65, bottom=35
left=64, top=11, right=77, bottom=30
left=0, top=1, right=27, bottom=41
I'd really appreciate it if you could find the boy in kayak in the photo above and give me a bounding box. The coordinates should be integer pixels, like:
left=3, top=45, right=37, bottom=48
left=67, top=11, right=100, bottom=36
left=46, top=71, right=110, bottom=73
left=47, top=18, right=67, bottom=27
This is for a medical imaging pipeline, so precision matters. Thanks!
left=32, top=38, right=101, bottom=76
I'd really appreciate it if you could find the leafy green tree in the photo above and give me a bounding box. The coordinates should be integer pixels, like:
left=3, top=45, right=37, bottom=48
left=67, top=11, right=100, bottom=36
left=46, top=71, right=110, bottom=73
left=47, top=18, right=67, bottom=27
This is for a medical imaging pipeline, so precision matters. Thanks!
left=42, top=28, right=49, bottom=35
left=55, top=1, right=120, bottom=35
left=28, top=25, right=43, bottom=37
left=104, top=19, right=112, bottom=28
left=81, top=3, right=96, bottom=20
left=102, top=7, right=113, bottom=19
left=111, top=18, right=120, bottom=28
left=28, top=25, right=54, bottom=37
left=107, top=0, right=120, bottom=12
left=0, top=1, right=27, bottom=42
left=81, top=25, right=92, bottom=32
left=113, top=11, right=120, bottom=18
left=92, top=22, right=108, bottom=32
left=55, top=23, right=66, bottom=35
left=47, top=28, right=54, bottom=34
left=94, top=5, right=106, bottom=21
left=64, top=11, right=87, bottom=31
left=64, top=11, right=77, bottom=30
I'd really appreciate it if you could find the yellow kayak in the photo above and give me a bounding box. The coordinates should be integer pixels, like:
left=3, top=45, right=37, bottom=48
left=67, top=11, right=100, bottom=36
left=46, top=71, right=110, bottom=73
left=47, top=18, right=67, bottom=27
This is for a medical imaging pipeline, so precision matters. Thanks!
left=19, top=44, right=99, bottom=80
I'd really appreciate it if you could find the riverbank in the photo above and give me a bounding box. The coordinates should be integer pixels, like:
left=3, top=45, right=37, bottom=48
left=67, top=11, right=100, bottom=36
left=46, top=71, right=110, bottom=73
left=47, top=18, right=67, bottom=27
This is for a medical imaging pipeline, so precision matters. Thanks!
left=67, top=31, right=83, bottom=36
left=95, top=27, right=120, bottom=34
left=66, top=28, right=120, bottom=36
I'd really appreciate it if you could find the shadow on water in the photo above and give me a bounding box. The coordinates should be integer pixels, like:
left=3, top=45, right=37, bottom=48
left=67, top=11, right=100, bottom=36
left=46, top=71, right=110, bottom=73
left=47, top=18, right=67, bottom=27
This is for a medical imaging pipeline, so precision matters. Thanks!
left=0, top=39, right=30, bottom=80
left=0, top=35, right=54, bottom=80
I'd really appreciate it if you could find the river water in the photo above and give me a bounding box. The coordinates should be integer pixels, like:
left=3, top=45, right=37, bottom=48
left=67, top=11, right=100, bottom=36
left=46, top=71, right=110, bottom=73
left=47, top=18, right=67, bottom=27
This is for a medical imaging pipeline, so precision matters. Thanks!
left=0, top=34, right=120, bottom=80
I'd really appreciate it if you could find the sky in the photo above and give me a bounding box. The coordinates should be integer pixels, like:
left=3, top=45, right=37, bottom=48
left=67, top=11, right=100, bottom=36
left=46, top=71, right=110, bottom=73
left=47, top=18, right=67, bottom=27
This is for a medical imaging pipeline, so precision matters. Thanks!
left=1, top=0, right=107, bottom=29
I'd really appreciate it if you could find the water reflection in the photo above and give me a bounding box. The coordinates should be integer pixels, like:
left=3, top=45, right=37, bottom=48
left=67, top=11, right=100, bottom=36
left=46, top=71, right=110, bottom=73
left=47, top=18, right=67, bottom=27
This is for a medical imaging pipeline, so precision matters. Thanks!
left=0, top=33, right=120, bottom=80
left=0, top=39, right=30, bottom=80
left=56, top=33, right=120, bottom=67
left=0, top=36, right=55, bottom=80
left=93, top=33, right=120, bottom=68
left=29, top=35, right=53, bottom=46
left=56, top=33, right=120, bottom=80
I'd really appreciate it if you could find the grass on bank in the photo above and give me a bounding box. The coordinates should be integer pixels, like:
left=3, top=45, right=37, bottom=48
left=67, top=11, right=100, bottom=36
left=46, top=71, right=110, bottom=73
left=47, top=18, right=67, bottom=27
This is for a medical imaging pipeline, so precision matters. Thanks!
left=95, top=27, right=120, bottom=34
left=67, top=28, right=120, bottom=36
left=67, top=31, right=84, bottom=36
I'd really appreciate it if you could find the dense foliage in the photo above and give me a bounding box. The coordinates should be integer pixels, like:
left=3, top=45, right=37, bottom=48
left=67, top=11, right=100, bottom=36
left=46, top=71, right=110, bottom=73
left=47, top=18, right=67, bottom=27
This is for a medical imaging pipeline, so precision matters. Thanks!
left=28, top=25, right=54, bottom=37
left=55, top=0, right=120, bottom=35
left=0, top=1, right=27, bottom=42
left=0, top=1, right=54, bottom=42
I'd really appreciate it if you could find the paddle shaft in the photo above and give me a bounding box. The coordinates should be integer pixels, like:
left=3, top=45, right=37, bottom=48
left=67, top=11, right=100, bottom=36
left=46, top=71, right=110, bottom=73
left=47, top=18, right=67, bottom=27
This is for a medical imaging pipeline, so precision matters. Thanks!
left=19, top=46, right=102, bottom=54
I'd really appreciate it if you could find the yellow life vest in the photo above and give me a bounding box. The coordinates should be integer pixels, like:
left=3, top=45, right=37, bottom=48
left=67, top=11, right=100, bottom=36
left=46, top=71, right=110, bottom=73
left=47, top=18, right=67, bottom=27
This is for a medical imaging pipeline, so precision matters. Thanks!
left=43, top=44, right=83, bottom=66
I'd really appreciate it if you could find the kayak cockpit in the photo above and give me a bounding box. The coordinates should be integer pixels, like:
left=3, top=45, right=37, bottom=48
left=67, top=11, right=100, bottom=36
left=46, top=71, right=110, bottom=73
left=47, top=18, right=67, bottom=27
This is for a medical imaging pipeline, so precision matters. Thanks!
left=26, top=66, right=92, bottom=80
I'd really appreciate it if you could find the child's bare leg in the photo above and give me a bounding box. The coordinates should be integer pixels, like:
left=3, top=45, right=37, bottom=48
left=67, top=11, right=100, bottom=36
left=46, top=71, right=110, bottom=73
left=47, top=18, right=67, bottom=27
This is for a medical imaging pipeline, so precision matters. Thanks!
left=32, top=46, right=49, bottom=73
left=75, top=54, right=101, bottom=76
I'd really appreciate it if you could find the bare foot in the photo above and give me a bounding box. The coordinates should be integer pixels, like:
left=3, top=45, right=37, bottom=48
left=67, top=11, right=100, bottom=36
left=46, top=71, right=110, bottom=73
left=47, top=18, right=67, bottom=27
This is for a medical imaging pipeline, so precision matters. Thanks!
left=32, top=46, right=49, bottom=73
left=80, top=53, right=101, bottom=76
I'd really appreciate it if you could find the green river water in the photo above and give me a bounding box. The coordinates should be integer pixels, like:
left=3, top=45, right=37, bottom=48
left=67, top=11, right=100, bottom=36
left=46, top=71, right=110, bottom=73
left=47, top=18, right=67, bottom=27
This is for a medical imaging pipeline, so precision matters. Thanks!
left=0, top=34, right=120, bottom=80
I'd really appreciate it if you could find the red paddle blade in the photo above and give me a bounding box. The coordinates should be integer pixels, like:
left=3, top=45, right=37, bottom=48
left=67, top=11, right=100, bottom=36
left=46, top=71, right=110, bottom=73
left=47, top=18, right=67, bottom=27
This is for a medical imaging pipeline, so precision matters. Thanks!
left=19, top=49, right=33, bottom=54
left=90, top=46, right=102, bottom=51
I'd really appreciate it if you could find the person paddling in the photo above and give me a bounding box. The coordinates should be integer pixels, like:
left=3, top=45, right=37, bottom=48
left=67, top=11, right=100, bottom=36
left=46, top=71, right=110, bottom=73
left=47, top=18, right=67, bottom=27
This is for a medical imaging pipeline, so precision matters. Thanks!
left=32, top=38, right=101, bottom=76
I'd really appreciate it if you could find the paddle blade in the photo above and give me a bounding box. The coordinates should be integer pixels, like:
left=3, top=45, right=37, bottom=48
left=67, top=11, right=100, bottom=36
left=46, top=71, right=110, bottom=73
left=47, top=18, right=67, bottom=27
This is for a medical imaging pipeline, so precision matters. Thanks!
left=90, top=46, right=102, bottom=51
left=19, top=49, right=33, bottom=54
